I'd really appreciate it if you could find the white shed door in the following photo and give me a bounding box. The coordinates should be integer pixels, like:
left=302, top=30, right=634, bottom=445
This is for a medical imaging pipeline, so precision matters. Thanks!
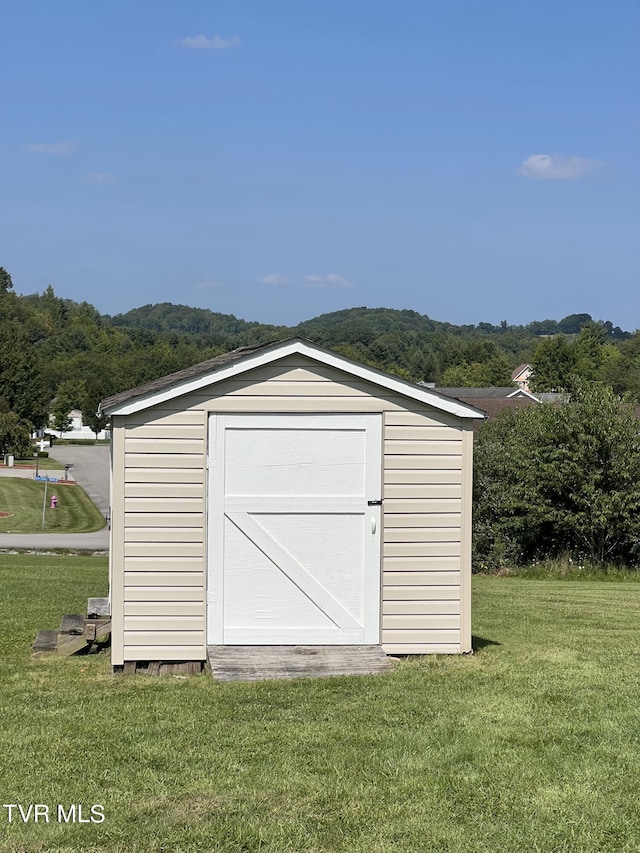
left=207, top=414, right=382, bottom=645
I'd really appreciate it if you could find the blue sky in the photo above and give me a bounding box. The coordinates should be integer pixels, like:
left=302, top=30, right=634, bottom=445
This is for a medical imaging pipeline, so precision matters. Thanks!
left=2, top=1, right=638, bottom=327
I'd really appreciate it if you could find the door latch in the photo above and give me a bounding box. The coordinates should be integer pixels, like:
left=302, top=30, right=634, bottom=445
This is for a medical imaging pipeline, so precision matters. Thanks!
left=367, top=499, right=382, bottom=506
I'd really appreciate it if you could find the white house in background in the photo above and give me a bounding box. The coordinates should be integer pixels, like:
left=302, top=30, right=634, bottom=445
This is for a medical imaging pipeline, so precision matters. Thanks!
left=511, top=364, right=533, bottom=391
left=46, top=408, right=109, bottom=441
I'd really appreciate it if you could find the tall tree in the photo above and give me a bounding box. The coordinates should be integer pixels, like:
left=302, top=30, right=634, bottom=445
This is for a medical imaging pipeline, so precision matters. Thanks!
left=558, top=313, right=592, bottom=334
left=530, top=336, right=576, bottom=391
left=0, top=267, right=13, bottom=294
left=51, top=380, right=84, bottom=436
left=572, top=322, right=608, bottom=380
left=0, top=269, right=48, bottom=425
left=0, top=412, right=31, bottom=457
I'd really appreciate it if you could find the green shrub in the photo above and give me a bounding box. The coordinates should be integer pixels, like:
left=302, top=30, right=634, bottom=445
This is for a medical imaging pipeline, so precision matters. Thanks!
left=473, top=382, right=640, bottom=570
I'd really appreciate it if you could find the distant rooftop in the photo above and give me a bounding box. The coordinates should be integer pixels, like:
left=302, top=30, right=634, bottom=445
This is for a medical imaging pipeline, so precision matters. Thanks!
left=430, top=387, right=527, bottom=400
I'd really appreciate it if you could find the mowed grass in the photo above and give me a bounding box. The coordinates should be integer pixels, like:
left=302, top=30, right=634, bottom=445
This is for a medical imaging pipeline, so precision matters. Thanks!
left=4, top=456, right=65, bottom=470
left=0, top=478, right=105, bottom=533
left=3, top=557, right=640, bottom=852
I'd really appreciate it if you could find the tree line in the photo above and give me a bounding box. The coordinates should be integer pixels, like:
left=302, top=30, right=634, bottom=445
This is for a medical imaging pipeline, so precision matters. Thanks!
left=3, top=265, right=640, bottom=568
left=2, top=266, right=638, bottom=438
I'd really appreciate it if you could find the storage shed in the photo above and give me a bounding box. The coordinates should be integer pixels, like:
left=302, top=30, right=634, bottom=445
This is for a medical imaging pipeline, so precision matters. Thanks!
left=99, top=338, right=484, bottom=669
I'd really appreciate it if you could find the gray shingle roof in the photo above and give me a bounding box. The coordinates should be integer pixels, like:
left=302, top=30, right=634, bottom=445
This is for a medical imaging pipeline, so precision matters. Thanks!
left=511, top=363, right=532, bottom=378
left=99, top=338, right=287, bottom=412
left=435, top=387, right=524, bottom=399
left=100, top=336, right=488, bottom=419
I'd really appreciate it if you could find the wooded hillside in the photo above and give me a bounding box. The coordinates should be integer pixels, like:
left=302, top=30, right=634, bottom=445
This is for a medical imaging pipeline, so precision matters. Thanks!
left=1, top=265, right=638, bottom=434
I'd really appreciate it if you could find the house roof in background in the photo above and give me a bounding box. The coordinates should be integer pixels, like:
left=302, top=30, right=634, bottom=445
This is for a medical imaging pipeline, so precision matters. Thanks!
left=435, top=387, right=535, bottom=400
left=511, top=363, right=533, bottom=380
left=468, top=396, right=537, bottom=420
left=432, top=386, right=542, bottom=428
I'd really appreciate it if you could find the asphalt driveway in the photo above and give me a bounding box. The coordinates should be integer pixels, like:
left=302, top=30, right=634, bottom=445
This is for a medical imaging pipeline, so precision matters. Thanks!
left=48, top=445, right=110, bottom=517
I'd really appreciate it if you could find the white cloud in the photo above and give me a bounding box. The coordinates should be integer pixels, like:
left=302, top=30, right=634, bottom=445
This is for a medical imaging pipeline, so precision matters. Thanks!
left=303, top=273, right=355, bottom=289
left=180, top=34, right=241, bottom=50
left=84, top=172, right=116, bottom=185
left=259, top=273, right=290, bottom=286
left=26, top=142, right=77, bottom=155
left=260, top=272, right=355, bottom=290
left=517, top=154, right=606, bottom=180
left=193, top=280, right=225, bottom=290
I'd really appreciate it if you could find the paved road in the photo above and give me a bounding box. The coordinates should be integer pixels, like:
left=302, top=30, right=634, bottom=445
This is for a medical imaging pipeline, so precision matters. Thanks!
left=0, top=446, right=110, bottom=552
left=0, top=529, right=109, bottom=550
left=49, top=445, right=110, bottom=517
left=0, top=466, right=66, bottom=479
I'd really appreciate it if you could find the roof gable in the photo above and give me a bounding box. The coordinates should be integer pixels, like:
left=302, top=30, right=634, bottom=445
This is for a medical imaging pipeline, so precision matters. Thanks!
left=512, top=363, right=533, bottom=380
left=100, top=338, right=485, bottom=419
left=435, top=386, right=539, bottom=402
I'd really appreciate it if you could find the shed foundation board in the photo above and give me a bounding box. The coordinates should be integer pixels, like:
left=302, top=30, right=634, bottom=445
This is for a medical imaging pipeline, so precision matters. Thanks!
left=206, top=645, right=394, bottom=682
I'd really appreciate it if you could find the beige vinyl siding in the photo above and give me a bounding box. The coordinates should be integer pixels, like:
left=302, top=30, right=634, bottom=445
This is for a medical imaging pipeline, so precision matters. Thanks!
left=125, top=468, right=204, bottom=483
left=119, top=409, right=207, bottom=662
left=383, top=600, right=459, bottom=615
left=125, top=483, right=204, bottom=498
left=384, top=527, right=460, bottom=541
left=125, top=586, right=204, bottom=600
left=125, top=571, right=203, bottom=586
left=125, top=528, right=204, bottom=542
left=382, top=408, right=467, bottom=654
left=110, top=416, right=126, bottom=665
left=198, top=397, right=417, bottom=413
left=113, top=355, right=473, bottom=661
left=125, top=601, right=205, bottom=616
left=180, top=358, right=467, bottom=417
left=125, top=454, right=203, bottom=468
left=384, top=484, right=461, bottom=499
left=124, top=513, right=204, bottom=527
left=123, top=409, right=205, bottom=426
left=459, top=424, right=474, bottom=653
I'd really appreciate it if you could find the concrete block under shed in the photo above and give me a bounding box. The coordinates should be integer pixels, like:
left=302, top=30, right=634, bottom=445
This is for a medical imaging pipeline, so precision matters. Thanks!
left=33, top=630, right=58, bottom=652
left=60, top=614, right=85, bottom=635
left=87, top=597, right=110, bottom=619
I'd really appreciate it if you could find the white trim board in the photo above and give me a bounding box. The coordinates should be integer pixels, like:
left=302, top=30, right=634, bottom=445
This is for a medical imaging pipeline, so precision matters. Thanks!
left=102, top=339, right=485, bottom=420
left=506, top=388, right=540, bottom=401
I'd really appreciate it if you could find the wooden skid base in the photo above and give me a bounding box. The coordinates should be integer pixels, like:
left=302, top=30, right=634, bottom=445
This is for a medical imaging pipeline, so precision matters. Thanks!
left=206, top=645, right=395, bottom=682
left=114, top=661, right=204, bottom=676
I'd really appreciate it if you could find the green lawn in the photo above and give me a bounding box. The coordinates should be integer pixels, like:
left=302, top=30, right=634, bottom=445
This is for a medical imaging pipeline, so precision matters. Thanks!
left=0, top=478, right=105, bottom=533
left=2, top=557, right=640, bottom=852
left=3, top=456, right=65, bottom=470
